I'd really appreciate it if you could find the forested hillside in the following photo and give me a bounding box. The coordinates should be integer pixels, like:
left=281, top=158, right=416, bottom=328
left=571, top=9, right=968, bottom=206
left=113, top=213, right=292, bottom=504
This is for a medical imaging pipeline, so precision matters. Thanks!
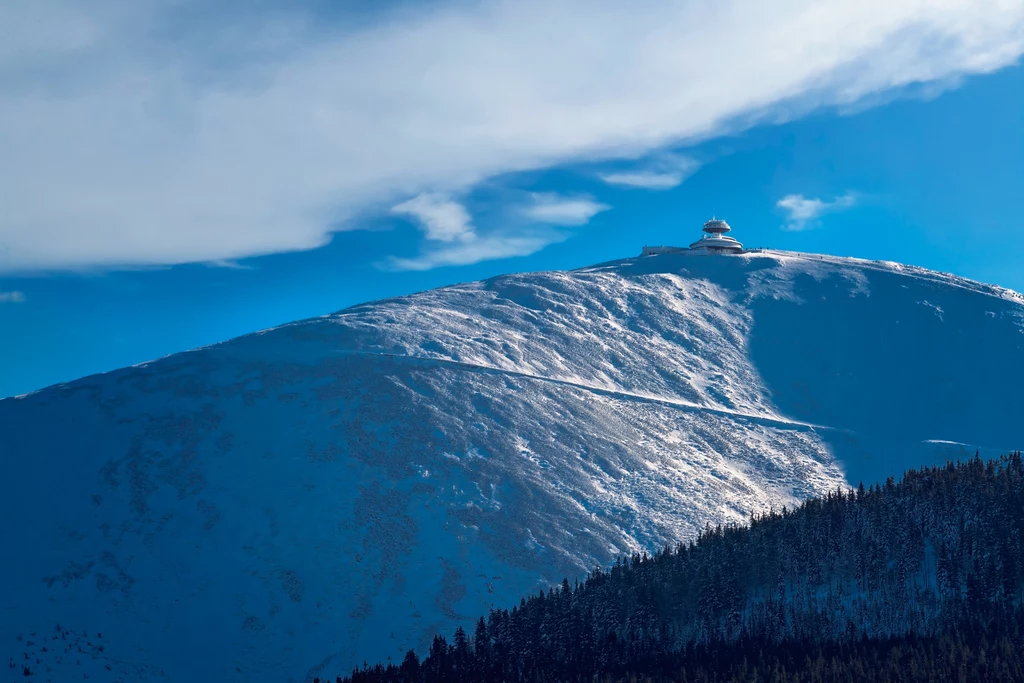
left=339, top=453, right=1024, bottom=682
left=340, top=619, right=1024, bottom=682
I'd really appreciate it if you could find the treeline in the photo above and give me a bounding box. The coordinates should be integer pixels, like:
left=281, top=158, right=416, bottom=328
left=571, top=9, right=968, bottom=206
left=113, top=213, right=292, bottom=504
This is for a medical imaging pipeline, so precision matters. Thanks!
left=334, top=453, right=1024, bottom=682
left=337, top=612, right=1024, bottom=682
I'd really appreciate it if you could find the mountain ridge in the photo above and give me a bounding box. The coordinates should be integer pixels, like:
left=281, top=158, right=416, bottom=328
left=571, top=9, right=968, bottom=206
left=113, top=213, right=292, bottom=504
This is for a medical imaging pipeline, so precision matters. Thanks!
left=7, top=249, right=1020, bottom=402
left=2, top=249, right=1022, bottom=682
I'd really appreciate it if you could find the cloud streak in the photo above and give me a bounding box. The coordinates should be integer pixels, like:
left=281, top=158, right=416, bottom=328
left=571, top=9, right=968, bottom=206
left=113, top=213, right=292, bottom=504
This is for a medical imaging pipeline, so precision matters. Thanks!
left=387, top=192, right=604, bottom=270
left=777, top=193, right=857, bottom=231
left=522, top=194, right=610, bottom=226
left=600, top=155, right=700, bottom=190
left=386, top=235, right=558, bottom=271
left=392, top=194, right=476, bottom=242
left=0, top=291, right=26, bottom=303
left=2, top=0, right=1023, bottom=271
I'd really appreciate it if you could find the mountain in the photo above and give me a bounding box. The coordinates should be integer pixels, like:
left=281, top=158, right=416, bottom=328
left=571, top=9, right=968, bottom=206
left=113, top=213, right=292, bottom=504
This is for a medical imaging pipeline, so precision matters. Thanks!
left=340, top=453, right=1024, bottom=683
left=2, top=250, right=1022, bottom=682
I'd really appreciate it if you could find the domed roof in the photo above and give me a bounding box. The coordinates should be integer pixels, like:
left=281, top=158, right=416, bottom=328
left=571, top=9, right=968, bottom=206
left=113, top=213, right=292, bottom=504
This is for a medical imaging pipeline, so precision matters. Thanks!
left=702, top=219, right=731, bottom=234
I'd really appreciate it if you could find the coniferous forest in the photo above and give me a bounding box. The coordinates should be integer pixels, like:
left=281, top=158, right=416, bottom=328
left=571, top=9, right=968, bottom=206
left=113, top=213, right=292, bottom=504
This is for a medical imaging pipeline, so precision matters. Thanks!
left=327, top=453, right=1024, bottom=682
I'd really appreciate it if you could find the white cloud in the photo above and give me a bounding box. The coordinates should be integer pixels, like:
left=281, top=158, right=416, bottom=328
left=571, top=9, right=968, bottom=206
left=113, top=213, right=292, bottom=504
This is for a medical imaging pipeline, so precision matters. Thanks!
left=389, top=192, right=604, bottom=270
left=204, top=259, right=253, bottom=270
left=522, top=194, right=610, bottom=226
left=392, top=194, right=476, bottom=242
left=0, top=291, right=26, bottom=303
left=777, top=193, right=857, bottom=231
left=600, top=154, right=700, bottom=190
left=386, top=234, right=558, bottom=271
left=599, top=172, right=685, bottom=190
left=2, top=0, right=1023, bottom=272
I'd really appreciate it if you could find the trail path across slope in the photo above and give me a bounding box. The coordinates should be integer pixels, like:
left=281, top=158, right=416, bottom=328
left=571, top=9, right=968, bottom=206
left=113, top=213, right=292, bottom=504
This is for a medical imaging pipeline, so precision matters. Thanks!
left=332, top=348, right=843, bottom=434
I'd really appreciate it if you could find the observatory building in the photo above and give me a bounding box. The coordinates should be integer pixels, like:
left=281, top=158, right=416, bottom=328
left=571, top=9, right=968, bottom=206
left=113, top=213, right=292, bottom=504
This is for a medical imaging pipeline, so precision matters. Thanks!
left=688, top=218, right=744, bottom=253
left=640, top=217, right=745, bottom=256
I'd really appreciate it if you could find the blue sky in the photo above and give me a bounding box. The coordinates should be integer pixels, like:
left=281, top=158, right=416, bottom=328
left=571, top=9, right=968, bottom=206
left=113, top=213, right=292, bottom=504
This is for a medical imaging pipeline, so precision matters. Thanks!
left=1, top=0, right=1023, bottom=398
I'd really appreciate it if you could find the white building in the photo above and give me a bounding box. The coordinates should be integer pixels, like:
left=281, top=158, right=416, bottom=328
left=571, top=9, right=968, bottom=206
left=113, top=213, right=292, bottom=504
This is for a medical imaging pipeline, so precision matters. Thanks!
left=688, top=218, right=744, bottom=253
left=640, top=217, right=745, bottom=256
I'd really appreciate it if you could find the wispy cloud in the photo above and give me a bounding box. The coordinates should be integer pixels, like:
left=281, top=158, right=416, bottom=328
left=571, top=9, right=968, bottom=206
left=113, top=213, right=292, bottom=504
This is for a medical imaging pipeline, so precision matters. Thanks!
left=204, top=259, right=253, bottom=270
left=0, top=291, right=26, bottom=303
left=1, top=1, right=1023, bottom=271
left=522, top=194, right=610, bottom=226
left=392, top=194, right=476, bottom=243
left=599, top=172, right=685, bottom=190
left=777, top=193, right=857, bottom=231
left=388, top=192, right=605, bottom=270
left=600, top=155, right=700, bottom=190
left=386, top=235, right=557, bottom=271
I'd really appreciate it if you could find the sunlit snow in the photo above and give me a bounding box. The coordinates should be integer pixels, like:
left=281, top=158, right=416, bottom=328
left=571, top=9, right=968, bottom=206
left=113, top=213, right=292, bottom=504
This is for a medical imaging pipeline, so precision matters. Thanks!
left=1, top=250, right=1022, bottom=682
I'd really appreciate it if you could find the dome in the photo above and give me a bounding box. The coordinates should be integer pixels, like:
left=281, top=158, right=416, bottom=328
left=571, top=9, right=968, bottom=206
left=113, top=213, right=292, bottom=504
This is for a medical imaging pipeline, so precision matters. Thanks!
left=702, top=219, right=732, bottom=234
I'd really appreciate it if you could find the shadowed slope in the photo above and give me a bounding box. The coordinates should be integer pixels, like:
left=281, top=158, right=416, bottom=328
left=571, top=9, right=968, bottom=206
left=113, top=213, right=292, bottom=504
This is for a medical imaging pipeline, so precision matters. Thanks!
left=1, top=250, right=1021, bottom=681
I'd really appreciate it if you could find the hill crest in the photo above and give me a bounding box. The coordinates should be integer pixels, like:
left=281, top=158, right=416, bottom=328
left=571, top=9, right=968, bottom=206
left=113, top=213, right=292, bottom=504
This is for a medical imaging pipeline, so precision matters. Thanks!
left=2, top=250, right=1022, bottom=681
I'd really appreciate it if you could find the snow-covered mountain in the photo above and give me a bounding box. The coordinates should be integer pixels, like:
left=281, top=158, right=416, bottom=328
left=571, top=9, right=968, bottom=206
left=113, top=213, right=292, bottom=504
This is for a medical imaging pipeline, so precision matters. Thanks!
left=2, top=250, right=1022, bottom=682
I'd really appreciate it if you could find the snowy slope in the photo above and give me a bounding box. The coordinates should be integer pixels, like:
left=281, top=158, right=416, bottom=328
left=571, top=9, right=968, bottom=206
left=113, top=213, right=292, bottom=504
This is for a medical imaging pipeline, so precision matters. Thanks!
left=2, top=250, right=1022, bottom=682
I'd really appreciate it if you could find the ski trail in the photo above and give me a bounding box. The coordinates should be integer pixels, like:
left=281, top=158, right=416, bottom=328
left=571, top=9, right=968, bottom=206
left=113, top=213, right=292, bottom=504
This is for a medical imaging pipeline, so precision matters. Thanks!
left=331, top=348, right=842, bottom=434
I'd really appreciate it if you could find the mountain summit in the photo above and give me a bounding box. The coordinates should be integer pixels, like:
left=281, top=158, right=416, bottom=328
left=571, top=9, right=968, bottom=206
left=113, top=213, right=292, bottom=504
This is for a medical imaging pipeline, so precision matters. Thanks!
left=2, top=250, right=1022, bottom=681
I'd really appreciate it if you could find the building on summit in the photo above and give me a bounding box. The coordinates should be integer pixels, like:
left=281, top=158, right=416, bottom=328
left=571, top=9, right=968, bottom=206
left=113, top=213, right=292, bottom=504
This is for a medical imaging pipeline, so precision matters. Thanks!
left=688, top=218, right=744, bottom=253
left=641, top=217, right=745, bottom=256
